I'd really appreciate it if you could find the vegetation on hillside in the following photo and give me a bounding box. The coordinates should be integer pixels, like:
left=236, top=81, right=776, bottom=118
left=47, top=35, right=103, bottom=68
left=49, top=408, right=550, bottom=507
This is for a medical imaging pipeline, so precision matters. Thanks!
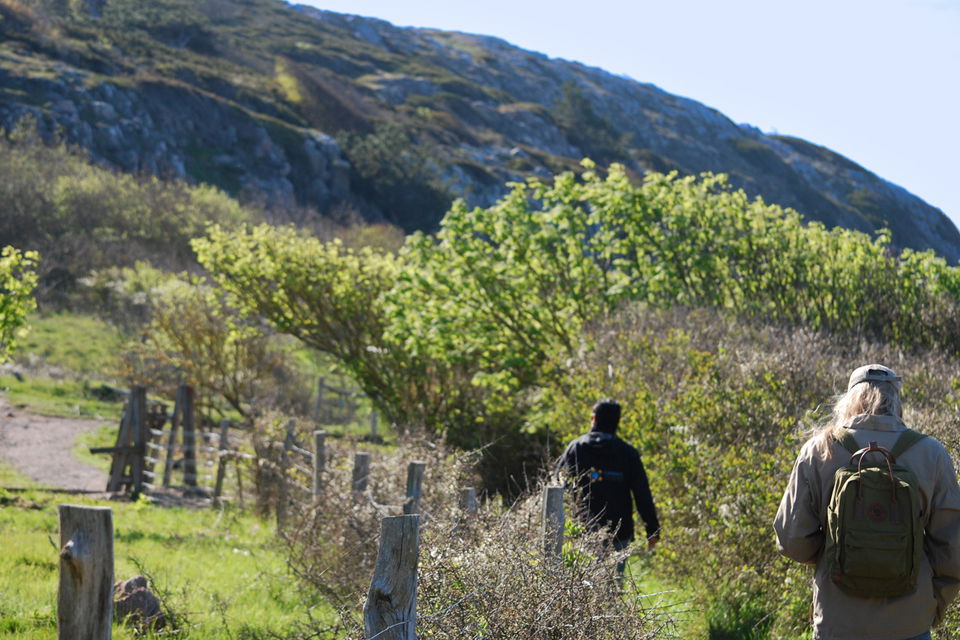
left=0, top=124, right=255, bottom=302
left=4, top=0, right=953, bottom=256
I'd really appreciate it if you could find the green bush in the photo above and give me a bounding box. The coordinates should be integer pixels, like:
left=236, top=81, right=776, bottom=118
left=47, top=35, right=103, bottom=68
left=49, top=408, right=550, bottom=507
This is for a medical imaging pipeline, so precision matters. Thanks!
left=537, top=305, right=960, bottom=637
left=195, top=163, right=960, bottom=497
left=0, top=245, right=38, bottom=363
left=115, top=272, right=308, bottom=418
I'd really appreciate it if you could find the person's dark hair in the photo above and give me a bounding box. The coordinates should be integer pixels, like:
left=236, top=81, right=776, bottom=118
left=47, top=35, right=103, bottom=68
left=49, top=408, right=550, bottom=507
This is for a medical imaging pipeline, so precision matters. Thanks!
left=592, top=398, right=621, bottom=433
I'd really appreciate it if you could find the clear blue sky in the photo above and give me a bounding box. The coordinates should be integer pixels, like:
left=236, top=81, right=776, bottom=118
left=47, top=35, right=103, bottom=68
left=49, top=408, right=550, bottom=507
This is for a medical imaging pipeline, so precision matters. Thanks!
left=296, top=0, right=960, bottom=233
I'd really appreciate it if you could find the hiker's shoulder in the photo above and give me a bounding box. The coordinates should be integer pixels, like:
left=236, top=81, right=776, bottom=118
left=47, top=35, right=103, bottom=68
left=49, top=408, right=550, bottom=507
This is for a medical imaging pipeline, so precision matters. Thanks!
left=902, top=428, right=951, bottom=461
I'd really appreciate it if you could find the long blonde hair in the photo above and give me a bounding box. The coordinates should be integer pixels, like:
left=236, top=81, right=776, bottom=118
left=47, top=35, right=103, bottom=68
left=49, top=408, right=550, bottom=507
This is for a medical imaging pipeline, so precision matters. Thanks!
left=821, top=380, right=903, bottom=443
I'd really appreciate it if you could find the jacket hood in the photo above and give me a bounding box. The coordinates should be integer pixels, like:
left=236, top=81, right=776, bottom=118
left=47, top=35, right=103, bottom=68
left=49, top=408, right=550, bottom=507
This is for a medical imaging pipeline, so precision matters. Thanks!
left=585, top=431, right=617, bottom=446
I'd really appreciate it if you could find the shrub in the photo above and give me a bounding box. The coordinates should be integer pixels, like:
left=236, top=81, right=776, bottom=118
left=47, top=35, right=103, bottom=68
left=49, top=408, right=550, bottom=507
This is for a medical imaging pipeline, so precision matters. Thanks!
left=116, top=273, right=305, bottom=419
left=275, top=429, right=674, bottom=639
left=195, top=164, right=960, bottom=498
left=537, top=304, right=960, bottom=637
left=278, top=431, right=479, bottom=599
left=0, top=122, right=255, bottom=303
left=0, top=245, right=39, bottom=363
left=338, top=122, right=453, bottom=232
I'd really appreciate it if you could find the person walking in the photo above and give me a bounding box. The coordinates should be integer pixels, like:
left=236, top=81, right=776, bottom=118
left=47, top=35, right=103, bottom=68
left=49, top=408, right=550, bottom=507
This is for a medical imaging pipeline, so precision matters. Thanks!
left=775, top=364, right=960, bottom=640
left=559, top=398, right=660, bottom=573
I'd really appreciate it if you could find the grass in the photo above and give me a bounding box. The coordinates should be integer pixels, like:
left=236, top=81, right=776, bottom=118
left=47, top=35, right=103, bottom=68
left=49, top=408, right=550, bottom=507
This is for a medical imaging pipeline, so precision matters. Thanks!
left=626, top=555, right=708, bottom=639
left=0, top=375, right=123, bottom=421
left=74, top=423, right=119, bottom=472
left=16, top=312, right=126, bottom=377
left=2, top=312, right=126, bottom=420
left=0, top=463, right=323, bottom=639
left=1, top=309, right=326, bottom=637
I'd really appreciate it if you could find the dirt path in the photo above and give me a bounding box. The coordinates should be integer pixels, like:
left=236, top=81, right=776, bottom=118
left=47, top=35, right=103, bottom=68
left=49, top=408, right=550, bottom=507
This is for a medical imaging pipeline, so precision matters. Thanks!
left=0, top=395, right=109, bottom=492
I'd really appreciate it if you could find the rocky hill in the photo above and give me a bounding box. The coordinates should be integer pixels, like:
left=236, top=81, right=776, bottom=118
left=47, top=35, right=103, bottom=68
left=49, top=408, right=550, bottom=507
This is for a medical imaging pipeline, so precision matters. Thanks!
left=1, top=0, right=958, bottom=261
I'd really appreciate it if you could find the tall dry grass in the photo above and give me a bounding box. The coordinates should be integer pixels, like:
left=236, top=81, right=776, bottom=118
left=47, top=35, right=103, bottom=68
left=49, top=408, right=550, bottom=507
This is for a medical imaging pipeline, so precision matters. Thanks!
left=256, top=419, right=676, bottom=639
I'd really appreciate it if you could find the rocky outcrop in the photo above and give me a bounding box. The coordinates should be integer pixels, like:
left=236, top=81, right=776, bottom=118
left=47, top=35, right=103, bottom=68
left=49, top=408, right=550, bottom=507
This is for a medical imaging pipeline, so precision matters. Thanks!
left=0, top=1, right=956, bottom=261
left=0, top=67, right=351, bottom=213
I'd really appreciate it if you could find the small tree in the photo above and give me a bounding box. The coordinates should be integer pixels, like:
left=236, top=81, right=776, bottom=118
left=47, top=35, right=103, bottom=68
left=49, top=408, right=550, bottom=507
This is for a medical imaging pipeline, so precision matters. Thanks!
left=117, top=274, right=291, bottom=417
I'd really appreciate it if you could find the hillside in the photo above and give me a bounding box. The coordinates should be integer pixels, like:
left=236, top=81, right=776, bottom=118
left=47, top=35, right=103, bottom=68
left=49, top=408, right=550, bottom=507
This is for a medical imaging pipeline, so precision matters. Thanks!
left=1, top=0, right=958, bottom=260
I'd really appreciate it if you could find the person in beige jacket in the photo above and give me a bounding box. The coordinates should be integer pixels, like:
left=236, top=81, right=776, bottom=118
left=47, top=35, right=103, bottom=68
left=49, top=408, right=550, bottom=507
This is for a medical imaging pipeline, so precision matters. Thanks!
left=775, top=364, right=960, bottom=640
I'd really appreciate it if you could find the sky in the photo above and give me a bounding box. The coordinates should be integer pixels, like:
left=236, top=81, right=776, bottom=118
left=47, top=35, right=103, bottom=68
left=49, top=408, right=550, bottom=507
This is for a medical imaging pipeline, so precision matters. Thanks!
left=296, top=0, right=960, bottom=232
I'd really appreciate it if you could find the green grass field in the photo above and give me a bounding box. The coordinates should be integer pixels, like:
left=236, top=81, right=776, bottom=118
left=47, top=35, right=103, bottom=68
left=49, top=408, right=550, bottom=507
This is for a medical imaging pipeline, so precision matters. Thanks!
left=15, top=313, right=126, bottom=378
left=0, top=464, right=321, bottom=639
left=0, top=375, right=123, bottom=421
left=3, top=312, right=126, bottom=420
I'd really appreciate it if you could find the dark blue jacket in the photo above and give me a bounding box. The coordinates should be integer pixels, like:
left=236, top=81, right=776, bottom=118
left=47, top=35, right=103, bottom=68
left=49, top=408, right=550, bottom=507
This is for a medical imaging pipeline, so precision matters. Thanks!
left=560, top=430, right=660, bottom=542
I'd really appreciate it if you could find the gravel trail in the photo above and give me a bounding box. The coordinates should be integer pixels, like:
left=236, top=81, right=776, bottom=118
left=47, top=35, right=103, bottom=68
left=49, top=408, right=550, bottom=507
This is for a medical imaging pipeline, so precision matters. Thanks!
left=0, top=395, right=110, bottom=491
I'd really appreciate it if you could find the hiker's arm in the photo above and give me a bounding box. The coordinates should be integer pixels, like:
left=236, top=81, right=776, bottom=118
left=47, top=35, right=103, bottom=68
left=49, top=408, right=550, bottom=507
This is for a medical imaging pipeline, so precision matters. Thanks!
left=556, top=443, right=576, bottom=482
left=631, top=452, right=660, bottom=542
left=774, top=447, right=823, bottom=564
left=927, top=451, right=960, bottom=625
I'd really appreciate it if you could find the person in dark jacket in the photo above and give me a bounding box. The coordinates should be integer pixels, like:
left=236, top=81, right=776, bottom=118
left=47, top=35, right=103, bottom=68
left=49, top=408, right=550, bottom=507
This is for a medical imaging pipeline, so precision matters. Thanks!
left=559, top=399, right=660, bottom=570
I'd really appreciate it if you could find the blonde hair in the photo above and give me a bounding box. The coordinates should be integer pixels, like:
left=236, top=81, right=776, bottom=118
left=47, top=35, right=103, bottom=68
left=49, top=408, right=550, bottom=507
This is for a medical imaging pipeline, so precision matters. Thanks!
left=821, top=380, right=902, bottom=443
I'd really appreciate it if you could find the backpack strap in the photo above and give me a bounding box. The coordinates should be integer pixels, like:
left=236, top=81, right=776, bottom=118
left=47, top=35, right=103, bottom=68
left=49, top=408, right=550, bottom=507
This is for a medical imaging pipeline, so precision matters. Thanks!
left=839, top=431, right=861, bottom=455
left=890, top=428, right=926, bottom=460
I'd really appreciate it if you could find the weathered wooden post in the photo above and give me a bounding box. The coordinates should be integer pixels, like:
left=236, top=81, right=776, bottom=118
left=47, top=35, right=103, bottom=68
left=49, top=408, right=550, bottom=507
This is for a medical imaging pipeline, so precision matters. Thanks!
left=129, top=386, right=147, bottom=496
left=313, top=430, right=327, bottom=497
left=364, top=515, right=420, bottom=640
left=181, top=386, right=198, bottom=487
left=403, top=461, right=427, bottom=515
left=459, top=487, right=478, bottom=516
left=213, top=418, right=231, bottom=507
left=277, top=418, right=296, bottom=528
left=162, top=385, right=184, bottom=487
left=58, top=505, right=113, bottom=640
left=542, top=485, right=565, bottom=559
left=352, top=451, right=371, bottom=493
left=347, top=390, right=356, bottom=424
left=370, top=411, right=379, bottom=440
left=103, top=386, right=147, bottom=496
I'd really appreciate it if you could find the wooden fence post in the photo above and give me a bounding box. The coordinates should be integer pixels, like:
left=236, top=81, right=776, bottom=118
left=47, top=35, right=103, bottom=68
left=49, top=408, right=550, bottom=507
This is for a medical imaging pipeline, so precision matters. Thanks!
left=542, top=485, right=565, bottom=559
left=363, top=515, right=420, bottom=640
left=277, top=418, right=296, bottom=528
left=212, top=418, right=231, bottom=507
left=459, top=487, right=478, bottom=516
left=313, top=430, right=327, bottom=497
left=370, top=411, right=379, bottom=440
left=403, top=461, right=427, bottom=515
left=352, top=451, right=371, bottom=493
left=104, top=386, right=146, bottom=495
left=129, top=386, right=147, bottom=497
left=58, top=505, right=113, bottom=640
left=162, top=385, right=184, bottom=488
left=181, top=386, right=197, bottom=487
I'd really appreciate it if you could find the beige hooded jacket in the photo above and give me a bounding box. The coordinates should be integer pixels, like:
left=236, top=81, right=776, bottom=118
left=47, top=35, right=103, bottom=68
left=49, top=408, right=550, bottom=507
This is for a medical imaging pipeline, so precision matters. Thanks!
left=775, top=414, right=960, bottom=640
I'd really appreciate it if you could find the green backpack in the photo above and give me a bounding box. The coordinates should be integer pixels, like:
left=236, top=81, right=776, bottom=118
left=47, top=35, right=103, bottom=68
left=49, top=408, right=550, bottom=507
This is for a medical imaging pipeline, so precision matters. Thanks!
left=824, top=428, right=926, bottom=598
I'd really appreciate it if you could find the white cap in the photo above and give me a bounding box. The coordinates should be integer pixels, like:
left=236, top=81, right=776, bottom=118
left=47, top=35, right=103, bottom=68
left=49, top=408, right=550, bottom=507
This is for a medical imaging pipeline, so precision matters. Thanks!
left=847, top=364, right=901, bottom=391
